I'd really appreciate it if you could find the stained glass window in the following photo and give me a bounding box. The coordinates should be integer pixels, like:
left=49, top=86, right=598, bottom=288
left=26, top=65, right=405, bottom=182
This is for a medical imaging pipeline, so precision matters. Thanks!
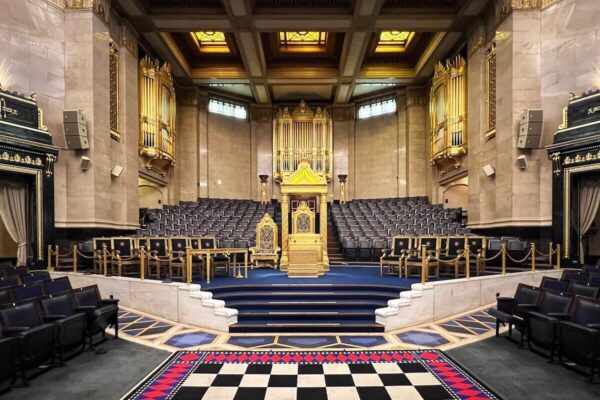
left=208, top=99, right=247, bottom=120
left=279, top=31, right=327, bottom=46
left=357, top=98, right=396, bottom=119
left=376, top=31, right=415, bottom=53
left=192, top=31, right=229, bottom=53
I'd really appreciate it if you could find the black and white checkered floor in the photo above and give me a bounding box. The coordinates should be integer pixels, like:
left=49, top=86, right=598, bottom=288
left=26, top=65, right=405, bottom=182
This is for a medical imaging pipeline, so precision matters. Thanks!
left=173, top=361, right=459, bottom=400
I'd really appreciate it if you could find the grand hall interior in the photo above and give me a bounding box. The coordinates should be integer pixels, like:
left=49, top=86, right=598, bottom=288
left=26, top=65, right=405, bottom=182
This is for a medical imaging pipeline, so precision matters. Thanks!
left=0, top=0, right=600, bottom=399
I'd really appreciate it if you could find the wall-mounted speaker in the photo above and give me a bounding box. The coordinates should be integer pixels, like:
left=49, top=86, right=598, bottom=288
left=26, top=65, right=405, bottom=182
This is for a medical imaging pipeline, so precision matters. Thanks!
left=517, top=109, right=543, bottom=149
left=483, top=164, right=495, bottom=177
left=80, top=156, right=90, bottom=170
left=516, top=155, right=527, bottom=169
left=111, top=165, right=123, bottom=178
left=63, top=110, right=89, bottom=150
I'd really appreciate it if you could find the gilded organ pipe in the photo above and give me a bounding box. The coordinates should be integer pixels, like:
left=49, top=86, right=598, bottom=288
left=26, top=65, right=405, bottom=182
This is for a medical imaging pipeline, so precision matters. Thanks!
left=273, top=100, right=333, bottom=183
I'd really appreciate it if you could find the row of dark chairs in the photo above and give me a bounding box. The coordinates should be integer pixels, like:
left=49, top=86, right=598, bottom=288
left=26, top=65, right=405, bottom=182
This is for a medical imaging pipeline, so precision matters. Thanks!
left=0, top=276, right=118, bottom=391
left=490, top=273, right=600, bottom=381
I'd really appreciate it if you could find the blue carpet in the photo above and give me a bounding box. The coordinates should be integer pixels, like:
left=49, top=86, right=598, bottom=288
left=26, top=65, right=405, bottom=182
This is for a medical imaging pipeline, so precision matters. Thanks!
left=197, top=266, right=431, bottom=289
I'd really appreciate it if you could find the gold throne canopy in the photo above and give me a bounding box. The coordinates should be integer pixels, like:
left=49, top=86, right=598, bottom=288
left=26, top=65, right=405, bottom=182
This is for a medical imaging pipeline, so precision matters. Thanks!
left=249, top=213, right=280, bottom=269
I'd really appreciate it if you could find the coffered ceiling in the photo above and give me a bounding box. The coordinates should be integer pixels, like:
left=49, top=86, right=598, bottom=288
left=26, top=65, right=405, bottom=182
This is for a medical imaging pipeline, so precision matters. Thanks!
left=113, top=0, right=490, bottom=104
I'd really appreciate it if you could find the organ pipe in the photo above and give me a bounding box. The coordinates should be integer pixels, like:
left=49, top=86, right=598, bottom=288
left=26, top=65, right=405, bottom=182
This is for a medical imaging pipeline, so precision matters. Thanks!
left=273, top=100, right=333, bottom=183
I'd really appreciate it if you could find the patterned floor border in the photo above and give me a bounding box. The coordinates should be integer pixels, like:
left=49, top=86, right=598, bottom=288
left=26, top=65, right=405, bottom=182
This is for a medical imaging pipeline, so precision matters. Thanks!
left=108, top=304, right=503, bottom=353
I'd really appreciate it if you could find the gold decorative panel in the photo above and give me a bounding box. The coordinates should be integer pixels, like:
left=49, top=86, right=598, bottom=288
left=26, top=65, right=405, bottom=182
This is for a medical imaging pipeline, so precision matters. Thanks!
left=429, top=55, right=467, bottom=175
left=109, top=41, right=119, bottom=140
left=139, top=56, right=176, bottom=176
left=273, top=100, right=333, bottom=183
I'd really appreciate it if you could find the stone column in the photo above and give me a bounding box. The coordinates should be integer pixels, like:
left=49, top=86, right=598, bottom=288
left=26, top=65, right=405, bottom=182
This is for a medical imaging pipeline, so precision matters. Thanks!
left=176, top=88, right=200, bottom=202
left=320, top=193, right=329, bottom=271
left=280, top=193, right=289, bottom=270
left=405, top=88, right=428, bottom=197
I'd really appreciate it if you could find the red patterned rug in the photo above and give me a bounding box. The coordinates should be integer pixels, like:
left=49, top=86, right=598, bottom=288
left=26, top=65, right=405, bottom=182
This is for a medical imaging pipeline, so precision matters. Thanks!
left=123, top=350, right=501, bottom=400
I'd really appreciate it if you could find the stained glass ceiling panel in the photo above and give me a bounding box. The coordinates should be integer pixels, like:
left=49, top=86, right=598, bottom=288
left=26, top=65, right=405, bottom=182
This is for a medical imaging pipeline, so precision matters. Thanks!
left=192, top=31, right=230, bottom=53
left=376, top=31, right=415, bottom=53
left=279, top=31, right=328, bottom=46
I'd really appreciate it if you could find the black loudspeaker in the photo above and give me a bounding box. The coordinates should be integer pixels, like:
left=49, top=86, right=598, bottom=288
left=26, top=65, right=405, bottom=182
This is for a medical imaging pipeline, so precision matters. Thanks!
left=517, top=109, right=543, bottom=149
left=63, top=110, right=89, bottom=150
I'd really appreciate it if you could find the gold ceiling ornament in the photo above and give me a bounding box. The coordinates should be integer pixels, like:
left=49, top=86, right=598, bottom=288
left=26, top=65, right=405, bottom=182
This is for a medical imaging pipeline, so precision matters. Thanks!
left=138, top=56, right=176, bottom=176
left=273, top=101, right=333, bottom=183
left=429, top=55, right=467, bottom=175
left=191, top=31, right=230, bottom=53
left=375, top=31, right=415, bottom=53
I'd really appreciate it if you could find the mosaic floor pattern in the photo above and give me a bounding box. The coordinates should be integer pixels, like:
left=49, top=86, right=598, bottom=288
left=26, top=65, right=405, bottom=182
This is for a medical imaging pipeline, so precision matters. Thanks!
left=115, top=305, right=500, bottom=352
left=123, top=350, right=501, bottom=400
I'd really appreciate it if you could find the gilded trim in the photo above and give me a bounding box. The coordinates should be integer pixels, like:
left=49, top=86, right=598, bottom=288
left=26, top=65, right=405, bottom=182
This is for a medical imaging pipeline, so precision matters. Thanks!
left=563, top=163, right=600, bottom=258
left=0, top=164, right=43, bottom=259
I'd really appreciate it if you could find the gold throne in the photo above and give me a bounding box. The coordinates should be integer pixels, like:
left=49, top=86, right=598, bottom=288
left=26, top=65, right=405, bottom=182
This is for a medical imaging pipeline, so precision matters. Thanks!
left=287, top=201, right=323, bottom=277
left=249, top=213, right=280, bottom=269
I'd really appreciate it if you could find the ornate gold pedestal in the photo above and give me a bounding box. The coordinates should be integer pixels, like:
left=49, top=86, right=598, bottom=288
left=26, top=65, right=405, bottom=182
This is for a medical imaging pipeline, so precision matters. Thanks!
left=288, top=234, right=323, bottom=277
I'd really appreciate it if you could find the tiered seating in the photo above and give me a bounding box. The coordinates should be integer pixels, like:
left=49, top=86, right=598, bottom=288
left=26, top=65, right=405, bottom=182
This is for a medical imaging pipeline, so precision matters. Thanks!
left=139, top=199, right=276, bottom=247
left=0, top=265, right=118, bottom=388
left=489, top=268, right=600, bottom=381
left=331, top=197, right=466, bottom=260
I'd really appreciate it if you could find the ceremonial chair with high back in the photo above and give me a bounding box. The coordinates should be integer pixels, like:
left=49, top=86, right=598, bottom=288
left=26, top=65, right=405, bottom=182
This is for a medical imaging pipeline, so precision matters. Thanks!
left=404, top=236, right=440, bottom=280
left=525, top=290, right=575, bottom=361
left=380, top=236, right=415, bottom=276
left=144, top=237, right=170, bottom=279
left=200, top=236, right=230, bottom=277
left=467, top=236, right=487, bottom=274
left=110, top=237, right=140, bottom=276
left=92, top=238, right=112, bottom=274
left=558, top=296, right=600, bottom=381
left=249, top=213, right=280, bottom=269
left=439, top=236, right=467, bottom=278
left=169, top=237, right=204, bottom=281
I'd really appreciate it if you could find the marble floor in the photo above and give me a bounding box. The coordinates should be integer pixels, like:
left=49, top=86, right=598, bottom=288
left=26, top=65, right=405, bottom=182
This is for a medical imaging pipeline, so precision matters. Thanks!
left=112, top=304, right=501, bottom=353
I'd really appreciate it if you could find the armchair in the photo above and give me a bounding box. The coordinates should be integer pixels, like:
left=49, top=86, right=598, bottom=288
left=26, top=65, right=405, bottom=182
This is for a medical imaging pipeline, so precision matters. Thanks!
left=110, top=237, right=140, bottom=276
left=0, top=335, right=17, bottom=392
left=489, top=283, right=542, bottom=345
left=92, top=238, right=112, bottom=274
left=39, top=293, right=87, bottom=362
left=558, top=296, right=600, bottom=381
left=404, top=236, right=440, bottom=280
left=0, top=301, right=56, bottom=385
left=525, top=290, right=574, bottom=361
left=72, top=285, right=119, bottom=349
left=249, top=214, right=280, bottom=270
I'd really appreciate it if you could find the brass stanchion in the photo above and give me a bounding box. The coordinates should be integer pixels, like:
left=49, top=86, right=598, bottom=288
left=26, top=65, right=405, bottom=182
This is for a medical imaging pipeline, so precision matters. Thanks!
left=421, top=245, right=427, bottom=284
left=501, top=243, right=507, bottom=275
left=47, top=245, right=52, bottom=271
left=102, top=244, right=108, bottom=276
left=186, top=247, right=192, bottom=285
left=139, top=246, right=146, bottom=280
left=55, top=245, right=59, bottom=270
left=531, top=243, right=536, bottom=272
left=465, top=245, right=470, bottom=279
left=557, top=244, right=561, bottom=269
left=73, top=244, right=78, bottom=273
left=548, top=242, right=553, bottom=268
